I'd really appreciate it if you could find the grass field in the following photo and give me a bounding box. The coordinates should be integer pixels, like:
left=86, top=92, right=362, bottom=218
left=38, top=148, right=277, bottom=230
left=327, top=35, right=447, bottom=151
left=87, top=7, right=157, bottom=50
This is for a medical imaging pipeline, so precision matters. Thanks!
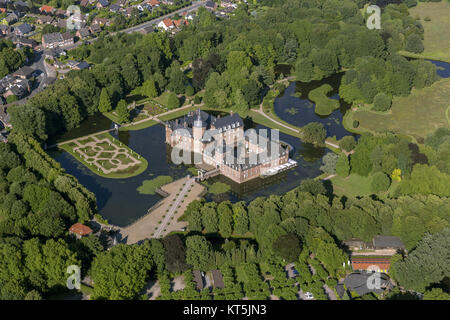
left=347, top=78, right=450, bottom=141
left=403, top=2, right=450, bottom=63
left=330, top=174, right=399, bottom=198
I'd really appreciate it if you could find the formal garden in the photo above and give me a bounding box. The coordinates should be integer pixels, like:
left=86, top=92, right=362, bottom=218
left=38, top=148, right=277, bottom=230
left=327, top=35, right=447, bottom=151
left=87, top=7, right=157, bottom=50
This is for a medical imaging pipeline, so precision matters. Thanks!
left=60, top=132, right=148, bottom=179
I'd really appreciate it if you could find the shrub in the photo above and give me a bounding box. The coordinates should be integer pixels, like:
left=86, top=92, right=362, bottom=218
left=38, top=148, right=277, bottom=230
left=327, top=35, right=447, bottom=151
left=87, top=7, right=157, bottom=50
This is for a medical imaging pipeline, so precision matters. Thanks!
left=339, top=136, right=356, bottom=152
left=194, top=95, right=202, bottom=104
left=405, top=34, right=424, bottom=54
left=336, top=154, right=350, bottom=177
left=185, top=85, right=195, bottom=96
left=372, top=93, right=392, bottom=112
left=353, top=120, right=359, bottom=128
left=371, top=172, right=391, bottom=192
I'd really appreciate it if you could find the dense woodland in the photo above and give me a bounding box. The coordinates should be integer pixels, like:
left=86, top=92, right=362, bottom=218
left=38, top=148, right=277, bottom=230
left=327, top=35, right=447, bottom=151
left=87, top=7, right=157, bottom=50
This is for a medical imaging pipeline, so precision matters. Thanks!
left=1, top=0, right=449, bottom=300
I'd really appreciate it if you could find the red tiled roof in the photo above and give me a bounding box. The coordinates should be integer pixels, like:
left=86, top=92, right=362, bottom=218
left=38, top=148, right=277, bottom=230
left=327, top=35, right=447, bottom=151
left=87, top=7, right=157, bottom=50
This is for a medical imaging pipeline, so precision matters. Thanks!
left=40, top=5, right=54, bottom=13
left=163, top=18, right=173, bottom=28
left=69, top=223, right=93, bottom=236
left=149, top=0, right=160, bottom=6
left=351, top=256, right=391, bottom=271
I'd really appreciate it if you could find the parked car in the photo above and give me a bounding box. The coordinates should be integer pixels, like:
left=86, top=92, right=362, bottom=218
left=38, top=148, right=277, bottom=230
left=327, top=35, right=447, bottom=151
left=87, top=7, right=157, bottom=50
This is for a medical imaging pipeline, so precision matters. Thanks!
left=305, top=292, right=314, bottom=300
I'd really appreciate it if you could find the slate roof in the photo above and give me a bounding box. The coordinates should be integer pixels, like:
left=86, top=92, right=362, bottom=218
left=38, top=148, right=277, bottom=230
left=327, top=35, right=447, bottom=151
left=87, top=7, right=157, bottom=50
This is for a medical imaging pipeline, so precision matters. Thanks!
left=344, top=272, right=390, bottom=296
left=98, top=0, right=109, bottom=7
left=15, top=23, right=32, bottom=35
left=211, top=270, right=224, bottom=289
left=372, top=236, right=405, bottom=250
left=211, top=112, right=243, bottom=131
left=192, top=270, right=204, bottom=290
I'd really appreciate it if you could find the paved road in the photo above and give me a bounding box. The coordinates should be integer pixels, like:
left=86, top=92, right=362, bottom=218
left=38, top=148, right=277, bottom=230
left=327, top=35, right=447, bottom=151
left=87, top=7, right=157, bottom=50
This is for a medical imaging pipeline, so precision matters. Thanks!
left=154, top=177, right=193, bottom=238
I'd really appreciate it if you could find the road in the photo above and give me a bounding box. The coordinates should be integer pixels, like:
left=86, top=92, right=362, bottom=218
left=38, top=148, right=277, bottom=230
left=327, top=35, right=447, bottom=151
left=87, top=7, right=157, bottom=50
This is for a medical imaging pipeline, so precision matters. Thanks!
left=153, top=177, right=194, bottom=238
left=65, top=1, right=206, bottom=51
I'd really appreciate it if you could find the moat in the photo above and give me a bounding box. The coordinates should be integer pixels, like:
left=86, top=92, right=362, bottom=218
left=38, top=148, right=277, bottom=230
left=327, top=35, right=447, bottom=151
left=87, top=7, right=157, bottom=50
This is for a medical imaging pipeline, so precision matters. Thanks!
left=49, top=59, right=450, bottom=227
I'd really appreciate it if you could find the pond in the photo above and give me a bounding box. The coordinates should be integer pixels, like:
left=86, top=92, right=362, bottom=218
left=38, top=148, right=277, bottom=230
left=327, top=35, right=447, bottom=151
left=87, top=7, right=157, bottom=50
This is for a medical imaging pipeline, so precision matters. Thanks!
left=273, top=60, right=450, bottom=137
left=273, top=73, right=353, bottom=140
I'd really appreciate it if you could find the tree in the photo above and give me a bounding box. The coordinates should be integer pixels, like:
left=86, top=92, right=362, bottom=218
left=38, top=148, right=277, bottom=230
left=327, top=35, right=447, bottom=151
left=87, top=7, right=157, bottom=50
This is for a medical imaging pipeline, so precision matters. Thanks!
left=232, top=202, right=249, bottom=235
left=405, top=34, right=424, bottom=54
left=98, top=88, right=112, bottom=113
left=167, top=92, right=180, bottom=109
left=141, top=78, right=158, bottom=98
left=320, top=152, right=339, bottom=174
left=393, top=228, right=450, bottom=292
left=162, top=234, right=189, bottom=273
left=423, top=288, right=450, bottom=301
left=371, top=172, right=391, bottom=192
left=218, top=201, right=233, bottom=238
left=372, top=93, right=392, bottom=112
left=339, top=136, right=356, bottom=152
left=336, top=154, right=350, bottom=177
left=116, top=99, right=130, bottom=124
left=272, top=233, right=302, bottom=262
left=233, top=88, right=249, bottom=116
left=242, top=79, right=261, bottom=106
left=298, top=178, right=326, bottom=196
left=185, top=235, right=214, bottom=270
left=201, top=203, right=218, bottom=233
left=91, top=244, right=153, bottom=300
left=302, top=122, right=326, bottom=146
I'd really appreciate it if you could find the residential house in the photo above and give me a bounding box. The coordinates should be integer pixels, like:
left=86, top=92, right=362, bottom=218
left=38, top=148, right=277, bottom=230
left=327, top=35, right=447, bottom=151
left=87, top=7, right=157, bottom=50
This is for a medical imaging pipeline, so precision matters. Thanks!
left=344, top=272, right=390, bottom=296
left=11, top=36, right=37, bottom=49
left=96, top=0, right=110, bottom=9
left=158, top=18, right=173, bottom=31
left=42, top=32, right=73, bottom=49
left=0, top=0, right=9, bottom=9
left=55, top=18, right=67, bottom=30
left=44, top=47, right=66, bottom=60
left=192, top=270, right=205, bottom=291
left=173, top=18, right=188, bottom=30
left=205, top=0, right=217, bottom=11
left=36, top=15, right=55, bottom=25
left=76, top=27, right=91, bottom=39
left=13, top=66, right=34, bottom=79
left=40, top=5, right=55, bottom=15
left=211, top=270, right=225, bottom=289
left=221, top=0, right=237, bottom=9
left=55, top=9, right=67, bottom=18
left=109, top=3, right=120, bottom=13
left=140, top=25, right=154, bottom=34
left=148, top=0, right=160, bottom=7
left=61, top=32, right=74, bottom=46
left=80, top=0, right=91, bottom=7
left=14, top=23, right=32, bottom=36
left=89, top=23, right=102, bottom=34
left=69, top=223, right=93, bottom=239
left=351, top=256, right=392, bottom=273
left=73, top=61, right=90, bottom=70
left=13, top=1, right=29, bottom=12
left=0, top=25, right=12, bottom=36
left=3, top=12, right=19, bottom=25
left=92, top=17, right=110, bottom=26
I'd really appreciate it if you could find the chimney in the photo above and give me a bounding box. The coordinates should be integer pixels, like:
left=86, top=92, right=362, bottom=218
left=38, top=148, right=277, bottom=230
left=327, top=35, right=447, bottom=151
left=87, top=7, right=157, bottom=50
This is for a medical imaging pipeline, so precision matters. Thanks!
left=230, top=110, right=233, bottom=115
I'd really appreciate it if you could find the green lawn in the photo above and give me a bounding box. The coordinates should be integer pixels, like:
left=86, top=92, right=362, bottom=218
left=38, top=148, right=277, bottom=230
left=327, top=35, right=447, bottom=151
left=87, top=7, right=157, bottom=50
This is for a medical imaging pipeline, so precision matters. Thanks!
left=347, top=78, right=450, bottom=142
left=330, top=174, right=373, bottom=198
left=137, top=175, right=174, bottom=195
left=402, top=2, right=450, bottom=63
left=330, top=174, right=399, bottom=198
